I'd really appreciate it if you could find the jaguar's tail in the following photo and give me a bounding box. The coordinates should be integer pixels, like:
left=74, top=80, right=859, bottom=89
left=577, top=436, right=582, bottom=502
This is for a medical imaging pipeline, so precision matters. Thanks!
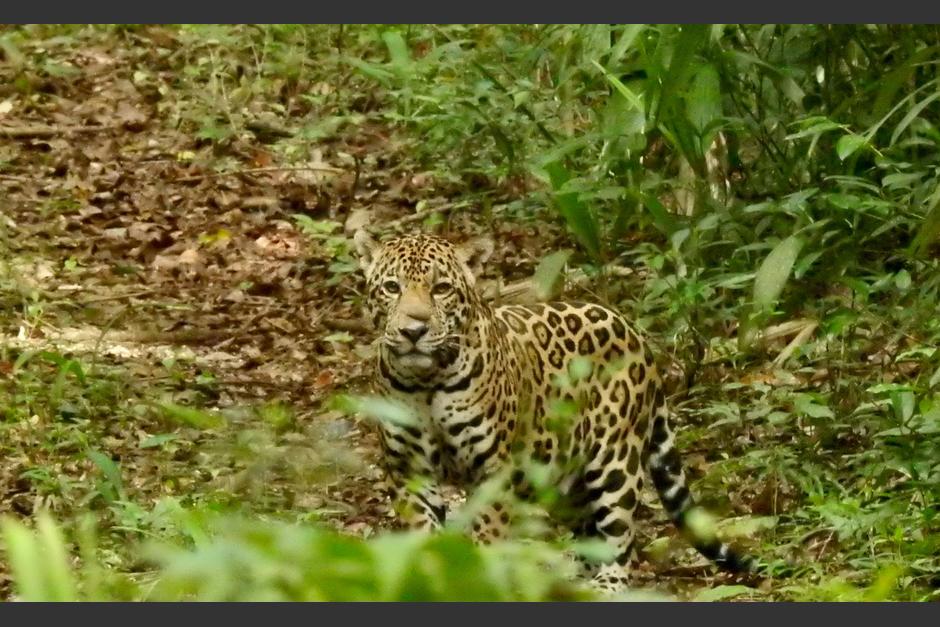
left=646, top=405, right=758, bottom=574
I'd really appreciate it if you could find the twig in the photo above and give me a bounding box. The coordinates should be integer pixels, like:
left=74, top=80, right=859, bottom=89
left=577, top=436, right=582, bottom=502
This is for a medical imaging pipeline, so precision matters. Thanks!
left=322, top=317, right=374, bottom=334
left=348, top=154, right=362, bottom=207
left=0, top=124, right=117, bottom=138
left=481, top=263, right=636, bottom=305
left=379, top=202, right=464, bottom=231
left=175, top=165, right=344, bottom=183
left=75, top=288, right=162, bottom=305
left=0, top=173, right=35, bottom=182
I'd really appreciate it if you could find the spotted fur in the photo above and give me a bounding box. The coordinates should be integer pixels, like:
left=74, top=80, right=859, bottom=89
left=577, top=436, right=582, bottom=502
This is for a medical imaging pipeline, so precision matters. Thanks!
left=353, top=231, right=755, bottom=591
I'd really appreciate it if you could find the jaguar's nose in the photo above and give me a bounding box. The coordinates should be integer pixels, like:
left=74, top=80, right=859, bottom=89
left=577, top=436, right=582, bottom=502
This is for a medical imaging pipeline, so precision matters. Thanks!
left=400, top=323, right=428, bottom=344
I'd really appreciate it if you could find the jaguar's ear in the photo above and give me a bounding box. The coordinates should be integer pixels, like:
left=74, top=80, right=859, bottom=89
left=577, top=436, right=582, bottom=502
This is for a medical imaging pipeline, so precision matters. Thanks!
left=353, top=229, right=379, bottom=272
left=457, top=235, right=494, bottom=278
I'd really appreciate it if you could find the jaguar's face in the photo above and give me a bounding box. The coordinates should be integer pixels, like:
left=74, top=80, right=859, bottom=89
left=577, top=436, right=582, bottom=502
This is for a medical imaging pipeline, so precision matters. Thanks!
left=354, top=231, right=493, bottom=374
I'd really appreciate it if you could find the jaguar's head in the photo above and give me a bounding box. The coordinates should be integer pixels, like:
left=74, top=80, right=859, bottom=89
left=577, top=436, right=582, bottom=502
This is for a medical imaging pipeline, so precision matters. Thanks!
left=353, top=231, right=494, bottom=374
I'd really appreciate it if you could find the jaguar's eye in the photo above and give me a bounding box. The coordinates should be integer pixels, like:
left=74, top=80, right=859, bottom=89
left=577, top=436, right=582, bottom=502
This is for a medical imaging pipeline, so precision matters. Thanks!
left=383, top=280, right=401, bottom=295
left=431, top=281, right=453, bottom=296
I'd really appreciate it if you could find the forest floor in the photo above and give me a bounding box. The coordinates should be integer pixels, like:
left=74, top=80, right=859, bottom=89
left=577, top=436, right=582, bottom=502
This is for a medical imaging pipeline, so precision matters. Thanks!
left=3, top=26, right=927, bottom=602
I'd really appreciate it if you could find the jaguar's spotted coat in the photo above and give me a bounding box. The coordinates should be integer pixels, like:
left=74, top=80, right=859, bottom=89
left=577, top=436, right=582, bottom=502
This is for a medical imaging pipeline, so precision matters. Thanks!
left=353, top=231, right=754, bottom=591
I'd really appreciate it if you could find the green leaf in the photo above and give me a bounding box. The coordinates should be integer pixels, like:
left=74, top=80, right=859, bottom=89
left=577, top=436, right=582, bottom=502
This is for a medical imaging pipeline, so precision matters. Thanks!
left=891, top=390, right=915, bottom=422
left=544, top=161, right=601, bottom=260
left=158, top=402, right=226, bottom=430
left=36, top=515, right=78, bottom=602
left=641, top=193, right=682, bottom=236
left=836, top=133, right=867, bottom=161
left=692, top=584, right=754, bottom=602
left=872, top=46, right=940, bottom=118
left=889, top=90, right=940, bottom=145
left=753, top=236, right=804, bottom=308
left=881, top=172, right=924, bottom=189
left=323, top=332, right=354, bottom=343
left=686, top=63, right=722, bottom=139
left=794, top=394, right=834, bottom=419
left=930, top=363, right=940, bottom=389
left=909, top=183, right=940, bottom=257
left=569, top=538, right=617, bottom=563
left=487, top=122, right=515, bottom=164
left=382, top=30, right=412, bottom=74
left=368, top=532, right=429, bottom=599
left=531, top=250, right=572, bottom=301
left=292, top=214, right=341, bottom=236
left=591, top=60, right=644, bottom=113
left=344, top=57, right=395, bottom=86
left=607, top=25, right=645, bottom=68
left=139, top=433, right=180, bottom=449
left=662, top=24, right=710, bottom=98
left=1, top=517, right=45, bottom=601
left=334, top=394, right=418, bottom=428
left=1, top=514, right=79, bottom=602
left=894, top=270, right=911, bottom=290
left=87, top=449, right=126, bottom=502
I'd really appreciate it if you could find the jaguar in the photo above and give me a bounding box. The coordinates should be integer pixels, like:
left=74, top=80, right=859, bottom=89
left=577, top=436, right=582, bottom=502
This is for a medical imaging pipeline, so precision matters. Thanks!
left=352, top=230, right=756, bottom=591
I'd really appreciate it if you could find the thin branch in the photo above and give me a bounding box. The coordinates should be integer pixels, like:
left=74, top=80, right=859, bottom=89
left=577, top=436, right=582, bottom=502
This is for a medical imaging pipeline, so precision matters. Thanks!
left=378, top=202, right=465, bottom=230
left=175, top=165, right=344, bottom=183
left=0, top=124, right=118, bottom=138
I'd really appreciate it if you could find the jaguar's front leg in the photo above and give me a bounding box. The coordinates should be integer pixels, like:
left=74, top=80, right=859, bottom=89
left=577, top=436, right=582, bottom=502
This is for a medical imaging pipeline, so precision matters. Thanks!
left=380, top=423, right=446, bottom=531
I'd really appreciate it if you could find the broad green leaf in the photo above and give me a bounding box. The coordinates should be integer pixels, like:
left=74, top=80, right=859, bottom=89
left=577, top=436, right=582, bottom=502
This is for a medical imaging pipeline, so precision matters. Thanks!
left=544, top=161, right=601, bottom=260
left=1, top=514, right=78, bottom=602
left=660, top=24, right=710, bottom=106
left=334, top=394, right=418, bottom=427
left=382, top=30, right=413, bottom=76
left=891, top=390, right=915, bottom=422
left=293, top=214, right=341, bottom=236
left=158, top=402, right=226, bottom=429
left=37, top=515, right=78, bottom=602
left=344, top=57, right=395, bottom=85
left=368, top=532, right=430, bottom=599
left=836, top=133, right=867, bottom=161
left=569, top=538, right=617, bottom=563
left=684, top=507, right=718, bottom=541
left=641, top=193, right=682, bottom=236
left=794, top=395, right=834, bottom=419
left=568, top=356, right=594, bottom=381
left=881, top=172, right=924, bottom=189
left=866, top=383, right=914, bottom=394
left=602, top=89, right=646, bottom=139
left=894, top=270, right=911, bottom=290
left=693, top=584, right=754, bottom=602
left=753, top=236, right=804, bottom=308
left=686, top=63, right=722, bottom=138
left=139, top=433, right=180, bottom=449
left=2, top=517, right=45, bottom=601
left=532, top=250, right=572, bottom=301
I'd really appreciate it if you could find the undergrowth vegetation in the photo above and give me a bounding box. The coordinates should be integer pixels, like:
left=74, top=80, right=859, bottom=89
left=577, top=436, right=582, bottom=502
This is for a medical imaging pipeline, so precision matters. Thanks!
left=0, top=24, right=938, bottom=601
